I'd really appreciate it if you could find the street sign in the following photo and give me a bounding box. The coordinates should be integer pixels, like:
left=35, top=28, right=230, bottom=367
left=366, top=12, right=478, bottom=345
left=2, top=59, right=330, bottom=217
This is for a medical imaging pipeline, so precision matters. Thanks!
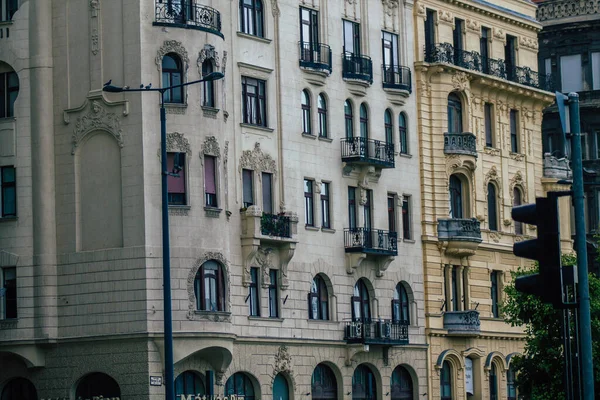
left=150, top=376, right=163, bottom=386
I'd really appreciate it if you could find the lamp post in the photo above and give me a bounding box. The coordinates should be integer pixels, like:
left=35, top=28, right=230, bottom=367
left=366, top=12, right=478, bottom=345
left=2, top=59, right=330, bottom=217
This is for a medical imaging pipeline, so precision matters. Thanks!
left=103, top=71, right=224, bottom=400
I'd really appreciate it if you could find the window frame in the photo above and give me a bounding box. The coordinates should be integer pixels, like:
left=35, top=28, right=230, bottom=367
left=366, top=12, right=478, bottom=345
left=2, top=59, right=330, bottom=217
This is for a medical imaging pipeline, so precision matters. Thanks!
left=447, top=93, right=463, bottom=134
left=348, top=186, right=357, bottom=229
left=392, top=283, right=410, bottom=324
left=484, top=102, right=494, bottom=147
left=382, top=30, right=399, bottom=69
left=167, top=153, right=187, bottom=206
left=0, top=71, right=18, bottom=118
left=304, top=178, right=314, bottom=226
left=242, top=76, right=267, bottom=127
left=344, top=100, right=354, bottom=139
left=399, top=113, right=408, bottom=154
left=249, top=267, right=260, bottom=316
left=300, top=7, right=319, bottom=48
left=194, top=261, right=226, bottom=312
left=242, top=169, right=254, bottom=208
left=162, top=53, right=184, bottom=104
left=343, top=19, right=361, bottom=55
left=302, top=89, right=312, bottom=135
left=202, top=59, right=215, bottom=108
left=317, top=94, right=328, bottom=138
left=510, top=109, right=519, bottom=153
left=204, top=155, right=218, bottom=208
left=387, top=194, right=396, bottom=233
left=309, top=274, right=329, bottom=320
left=491, top=270, right=500, bottom=318
left=239, top=0, right=264, bottom=38
left=363, top=189, right=372, bottom=231
left=359, top=103, right=369, bottom=140
left=321, top=182, right=331, bottom=229
left=489, top=363, right=499, bottom=400
left=402, top=195, right=412, bottom=240
left=513, top=187, right=523, bottom=235
left=1, top=166, right=16, bottom=217
left=449, top=174, right=465, bottom=219
left=440, top=361, right=453, bottom=400
left=487, top=183, right=498, bottom=231
left=0, top=0, right=19, bottom=22
left=384, top=109, right=393, bottom=146
left=352, top=279, right=371, bottom=322
left=1, top=266, right=16, bottom=319
left=261, top=172, right=273, bottom=214
left=268, top=269, right=279, bottom=318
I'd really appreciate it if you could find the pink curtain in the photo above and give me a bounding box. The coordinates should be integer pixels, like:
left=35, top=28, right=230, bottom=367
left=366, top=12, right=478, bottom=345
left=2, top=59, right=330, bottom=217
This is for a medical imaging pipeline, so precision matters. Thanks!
left=204, top=156, right=216, bottom=194
left=167, top=153, right=186, bottom=193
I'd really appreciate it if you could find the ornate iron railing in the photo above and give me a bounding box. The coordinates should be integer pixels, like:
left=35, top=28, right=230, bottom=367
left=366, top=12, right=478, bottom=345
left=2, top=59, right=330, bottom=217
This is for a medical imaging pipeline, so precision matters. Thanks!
left=299, top=42, right=332, bottom=73
left=444, top=132, right=477, bottom=157
left=344, top=228, right=398, bottom=256
left=260, top=213, right=291, bottom=238
left=342, top=53, right=373, bottom=84
left=536, top=0, right=600, bottom=22
left=437, top=218, right=482, bottom=242
left=344, top=319, right=409, bottom=344
left=443, top=310, right=481, bottom=335
left=154, top=1, right=223, bottom=38
left=341, top=137, right=395, bottom=168
left=382, top=65, right=412, bottom=92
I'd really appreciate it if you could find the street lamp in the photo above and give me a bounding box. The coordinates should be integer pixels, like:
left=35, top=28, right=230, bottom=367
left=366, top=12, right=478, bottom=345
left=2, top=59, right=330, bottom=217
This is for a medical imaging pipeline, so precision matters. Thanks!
left=103, top=71, right=224, bottom=400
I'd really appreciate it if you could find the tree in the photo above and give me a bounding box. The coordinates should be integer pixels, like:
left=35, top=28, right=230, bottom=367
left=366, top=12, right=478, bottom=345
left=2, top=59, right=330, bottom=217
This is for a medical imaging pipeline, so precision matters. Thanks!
left=503, top=253, right=600, bottom=399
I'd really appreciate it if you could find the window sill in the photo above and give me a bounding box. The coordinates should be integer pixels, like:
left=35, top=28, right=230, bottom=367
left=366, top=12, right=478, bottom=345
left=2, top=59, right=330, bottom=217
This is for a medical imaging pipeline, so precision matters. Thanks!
left=240, top=123, right=274, bottom=133
left=0, top=116, right=16, bottom=122
left=201, top=106, right=220, bottom=118
left=318, top=136, right=333, bottom=143
left=169, top=205, right=190, bottom=216
left=0, top=20, right=14, bottom=27
left=305, top=225, right=319, bottom=231
left=509, top=152, right=525, bottom=161
left=403, top=238, right=415, bottom=243
left=248, top=316, right=284, bottom=322
left=191, top=310, right=231, bottom=322
left=165, top=103, right=187, bottom=115
left=399, top=152, right=412, bottom=159
left=236, top=31, right=272, bottom=44
left=204, top=206, right=222, bottom=218
left=302, top=133, right=317, bottom=140
left=0, top=318, right=18, bottom=329
left=0, top=216, right=17, bottom=223
left=307, top=319, right=339, bottom=324
left=321, top=227, right=335, bottom=233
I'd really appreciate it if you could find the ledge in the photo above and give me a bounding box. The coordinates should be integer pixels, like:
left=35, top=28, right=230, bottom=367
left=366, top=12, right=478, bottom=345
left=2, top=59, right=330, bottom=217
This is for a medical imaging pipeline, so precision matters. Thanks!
left=165, top=104, right=187, bottom=115
left=403, top=239, right=416, bottom=244
left=344, top=79, right=370, bottom=96
left=248, top=316, right=284, bottom=322
left=321, top=227, right=336, bottom=234
left=302, top=133, right=317, bottom=140
left=240, top=123, right=274, bottom=134
left=399, top=153, right=412, bottom=159
left=307, top=319, right=339, bottom=324
left=0, top=216, right=17, bottom=223
left=236, top=31, right=272, bottom=44
left=204, top=207, right=222, bottom=218
left=190, top=310, right=231, bottom=322
left=318, top=136, right=333, bottom=143
left=201, top=106, right=220, bottom=118
left=305, top=225, right=320, bottom=231
left=169, top=205, right=190, bottom=216
left=0, top=319, right=18, bottom=329
left=383, top=87, right=411, bottom=106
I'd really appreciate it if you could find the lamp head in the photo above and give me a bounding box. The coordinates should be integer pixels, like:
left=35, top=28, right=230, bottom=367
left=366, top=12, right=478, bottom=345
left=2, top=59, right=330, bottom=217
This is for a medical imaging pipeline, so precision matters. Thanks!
left=103, top=85, right=124, bottom=93
left=202, top=71, right=225, bottom=82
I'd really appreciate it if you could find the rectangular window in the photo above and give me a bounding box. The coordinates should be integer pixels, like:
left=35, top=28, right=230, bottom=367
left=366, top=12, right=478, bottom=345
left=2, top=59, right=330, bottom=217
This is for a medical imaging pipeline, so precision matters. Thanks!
left=1, top=166, right=16, bottom=217
left=510, top=109, right=519, bottom=153
left=167, top=153, right=186, bottom=206
left=249, top=267, right=260, bottom=317
left=268, top=269, right=278, bottom=318
left=0, top=71, right=18, bottom=118
left=343, top=20, right=360, bottom=55
left=382, top=31, right=399, bottom=68
left=491, top=271, right=499, bottom=318
left=1, top=267, right=16, bottom=319
left=402, top=196, right=412, bottom=240
left=242, top=169, right=254, bottom=208
left=505, top=35, right=517, bottom=79
left=451, top=266, right=459, bottom=312
left=242, top=76, right=267, bottom=127
left=262, top=172, right=273, bottom=214
left=484, top=103, right=494, bottom=147
left=300, top=7, right=319, bottom=48
left=321, top=182, right=331, bottom=229
left=592, top=52, right=600, bottom=91
left=304, top=179, right=314, bottom=226
left=462, top=269, right=469, bottom=310
left=204, top=156, right=217, bottom=207
left=480, top=27, right=490, bottom=73
left=453, top=18, right=464, bottom=64
left=424, top=9, right=436, bottom=57
left=348, top=187, right=357, bottom=229
left=387, top=194, right=396, bottom=233
left=364, top=189, right=372, bottom=230
left=544, top=57, right=552, bottom=77
left=560, top=54, right=583, bottom=92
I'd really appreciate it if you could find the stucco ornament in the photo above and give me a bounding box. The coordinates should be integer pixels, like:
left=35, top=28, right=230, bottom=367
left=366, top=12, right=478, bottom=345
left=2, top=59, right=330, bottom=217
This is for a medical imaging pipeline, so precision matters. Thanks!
left=166, top=132, right=191, bottom=154
left=439, top=10, right=453, bottom=23
left=382, top=0, right=399, bottom=16
left=198, top=44, right=220, bottom=76
left=519, top=36, right=538, bottom=50
left=271, top=0, right=280, bottom=16
left=239, top=142, right=277, bottom=174
left=155, top=40, right=189, bottom=72
left=256, top=247, right=274, bottom=288
left=484, top=166, right=501, bottom=191
left=509, top=171, right=527, bottom=203
left=72, top=101, right=123, bottom=154
left=201, top=136, right=221, bottom=157
left=272, top=345, right=295, bottom=385
left=452, top=72, right=471, bottom=91
left=186, top=251, right=231, bottom=321
left=466, top=19, right=480, bottom=32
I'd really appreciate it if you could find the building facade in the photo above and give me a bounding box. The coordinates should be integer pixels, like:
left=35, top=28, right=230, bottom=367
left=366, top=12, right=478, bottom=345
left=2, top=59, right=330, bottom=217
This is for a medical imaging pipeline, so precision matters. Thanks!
left=0, top=0, right=426, bottom=399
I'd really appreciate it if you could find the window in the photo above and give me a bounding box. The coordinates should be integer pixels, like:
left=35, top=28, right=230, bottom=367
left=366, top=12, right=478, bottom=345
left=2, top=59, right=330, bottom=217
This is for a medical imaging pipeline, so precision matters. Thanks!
left=451, top=266, right=459, bottom=311
left=507, top=366, right=517, bottom=400
left=204, top=156, right=217, bottom=208
left=489, top=363, right=498, bottom=400
left=392, top=283, right=409, bottom=323
left=544, top=57, right=552, bottom=77
left=391, top=366, right=413, bottom=400
left=514, top=188, right=523, bottom=235
left=249, top=267, right=260, bottom=316
left=302, top=90, right=312, bottom=135
left=318, top=94, right=328, bottom=138
left=352, top=364, right=377, bottom=400
left=344, top=100, right=353, bottom=139
left=167, top=153, right=186, bottom=206
left=175, top=371, right=205, bottom=399
left=194, top=260, right=225, bottom=312
left=268, top=269, right=278, bottom=318
left=510, top=109, right=519, bottom=153
left=449, top=174, right=464, bottom=218
left=225, top=373, right=255, bottom=400
left=387, top=194, right=396, bottom=233
left=348, top=187, right=357, bottom=229
left=162, top=54, right=184, bottom=103
left=321, top=182, right=331, bottom=229
left=453, top=18, right=464, bottom=54
left=480, top=27, right=490, bottom=73
left=202, top=60, right=215, bottom=107
left=364, top=189, right=372, bottom=230
left=1, top=166, right=16, bottom=217
left=0, top=0, right=18, bottom=21
left=1, top=267, right=16, bottom=319
left=447, top=93, right=463, bottom=134
left=0, top=70, right=18, bottom=118
left=382, top=31, right=399, bottom=80
left=76, top=373, right=120, bottom=400
left=399, top=113, right=408, bottom=154
left=312, top=364, right=337, bottom=400
left=487, top=183, right=498, bottom=231
left=309, top=275, right=329, bottom=320
left=440, top=361, right=452, bottom=400
left=242, top=77, right=267, bottom=127
left=242, top=169, right=254, bottom=208
left=505, top=35, right=517, bottom=80
left=239, top=0, right=264, bottom=38
left=560, top=54, right=583, bottom=92
left=491, top=270, right=500, bottom=318
left=424, top=9, right=436, bottom=56
left=402, top=196, right=412, bottom=240
left=385, top=109, right=393, bottom=145
left=304, top=179, right=314, bottom=226
left=592, top=52, right=600, bottom=91
left=359, top=104, right=369, bottom=140
left=262, top=172, right=273, bottom=214
left=1, top=378, right=37, bottom=400
left=484, top=103, right=493, bottom=147
left=300, top=7, right=319, bottom=50
left=352, top=279, right=370, bottom=321
left=343, top=20, right=360, bottom=55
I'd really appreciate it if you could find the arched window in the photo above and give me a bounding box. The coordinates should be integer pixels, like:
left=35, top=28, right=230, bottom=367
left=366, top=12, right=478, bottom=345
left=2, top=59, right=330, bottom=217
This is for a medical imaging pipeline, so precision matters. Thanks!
left=352, top=364, right=377, bottom=400
left=0, top=64, right=19, bottom=118
left=385, top=109, right=393, bottom=145
left=392, top=283, right=410, bottom=324
left=175, top=371, right=205, bottom=398
left=194, top=260, right=226, bottom=312
left=273, top=374, right=289, bottom=400
left=309, top=275, right=329, bottom=320
left=240, top=0, right=264, bottom=38
left=1, top=378, right=37, bottom=400
left=449, top=174, right=464, bottom=218
left=345, top=100, right=354, bottom=139
left=318, top=94, right=328, bottom=138
left=447, top=93, right=463, bottom=134
left=513, top=188, right=523, bottom=235
left=312, top=363, right=337, bottom=400
left=507, top=366, right=517, bottom=400
left=352, top=279, right=370, bottom=322
left=162, top=53, right=184, bottom=103
left=225, top=372, right=255, bottom=400
left=391, top=366, right=413, bottom=400
left=399, top=113, right=408, bottom=154
left=202, top=59, right=215, bottom=108
left=440, top=361, right=452, bottom=400
left=489, top=363, right=498, bottom=400
left=76, top=373, right=120, bottom=399
left=302, top=90, right=312, bottom=135
left=360, top=104, right=369, bottom=140
left=487, top=183, right=498, bottom=231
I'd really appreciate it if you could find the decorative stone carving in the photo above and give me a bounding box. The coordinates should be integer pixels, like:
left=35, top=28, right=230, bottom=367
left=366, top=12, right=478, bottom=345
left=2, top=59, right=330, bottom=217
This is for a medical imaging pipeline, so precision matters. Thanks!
left=466, top=19, right=480, bottom=32
left=509, top=171, right=527, bottom=203
left=256, top=247, right=274, bottom=288
left=169, top=207, right=189, bottom=217
left=519, top=36, right=538, bottom=50
left=222, top=51, right=228, bottom=121
left=439, top=10, right=453, bottom=24
left=166, top=132, right=191, bottom=154
left=510, top=152, right=525, bottom=162
left=489, top=231, right=502, bottom=243
left=239, top=142, right=277, bottom=175
left=452, top=72, right=471, bottom=91
left=493, top=28, right=505, bottom=40
left=272, top=345, right=295, bottom=385
left=543, top=153, right=572, bottom=180
left=186, top=251, right=231, bottom=320
left=417, top=3, right=426, bottom=16
left=484, top=166, right=501, bottom=191
left=224, top=140, right=230, bottom=217
left=165, top=106, right=186, bottom=115
left=71, top=100, right=123, bottom=155
left=90, top=0, right=100, bottom=55
left=271, top=0, right=280, bottom=17
left=201, top=136, right=221, bottom=158
left=382, top=0, right=399, bottom=16
left=484, top=147, right=500, bottom=156
left=198, top=44, right=220, bottom=76
left=536, top=0, right=600, bottom=22
left=155, top=40, right=189, bottom=72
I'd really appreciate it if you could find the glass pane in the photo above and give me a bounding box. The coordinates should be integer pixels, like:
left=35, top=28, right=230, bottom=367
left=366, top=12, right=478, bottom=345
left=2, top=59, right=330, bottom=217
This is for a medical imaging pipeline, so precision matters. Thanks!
left=593, top=52, right=600, bottom=91
left=2, top=167, right=15, bottom=183
left=560, top=54, right=583, bottom=92
left=2, top=187, right=16, bottom=215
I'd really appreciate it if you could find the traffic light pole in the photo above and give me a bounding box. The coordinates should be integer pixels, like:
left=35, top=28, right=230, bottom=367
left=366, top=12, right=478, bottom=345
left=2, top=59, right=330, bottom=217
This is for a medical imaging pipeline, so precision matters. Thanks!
left=568, top=93, right=594, bottom=400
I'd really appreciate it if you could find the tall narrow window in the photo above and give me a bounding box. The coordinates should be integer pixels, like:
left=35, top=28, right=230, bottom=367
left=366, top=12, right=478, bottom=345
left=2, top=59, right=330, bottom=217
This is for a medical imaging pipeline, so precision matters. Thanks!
left=343, top=20, right=361, bottom=55
left=321, top=182, right=330, bottom=229
left=268, top=269, right=278, bottom=317
left=167, top=153, right=186, bottom=206
left=488, top=183, right=498, bottom=231
left=301, top=90, right=312, bottom=135
left=592, top=52, right=600, bottom=91
left=1, top=0, right=19, bottom=22
left=491, top=271, right=499, bottom=318
left=162, top=53, right=183, bottom=103
left=505, top=35, right=517, bottom=80
left=560, top=54, right=583, bottom=92
left=240, top=0, right=264, bottom=37
left=364, top=189, right=372, bottom=230
left=451, top=266, right=459, bottom=311
left=344, top=100, right=353, bottom=139
left=1, top=166, right=16, bottom=217
left=449, top=175, right=464, bottom=219
left=507, top=367, right=517, bottom=400
left=262, top=172, right=273, bottom=214
left=384, top=109, right=393, bottom=145
left=489, top=363, right=498, bottom=400
left=391, top=366, right=413, bottom=400
left=1, top=267, right=16, bottom=319
left=309, top=275, right=329, bottom=320
left=447, top=93, right=463, bottom=134
left=510, top=109, right=519, bottom=153
left=424, top=9, right=436, bottom=57
left=392, top=283, right=410, bottom=323
left=359, top=104, right=369, bottom=140
left=194, top=261, right=225, bottom=312
left=352, top=279, right=370, bottom=321
left=453, top=18, right=464, bottom=64
left=0, top=70, right=18, bottom=118
left=300, top=7, right=319, bottom=52
left=440, top=361, right=452, bottom=400
left=480, top=27, right=490, bottom=74
left=513, top=188, right=523, bottom=235
left=402, top=196, right=412, bottom=240
left=485, top=103, right=493, bottom=147
left=204, top=156, right=217, bottom=207
left=348, top=187, right=357, bottom=229
left=544, top=57, right=552, bottom=78
left=242, top=169, right=254, bottom=208
left=242, top=77, right=267, bottom=127
left=304, top=179, right=314, bottom=226
left=382, top=31, right=399, bottom=84
left=387, top=194, right=396, bottom=233
left=399, top=113, right=408, bottom=154
left=202, top=60, right=215, bottom=107
left=249, top=267, right=260, bottom=316
left=318, top=94, right=328, bottom=138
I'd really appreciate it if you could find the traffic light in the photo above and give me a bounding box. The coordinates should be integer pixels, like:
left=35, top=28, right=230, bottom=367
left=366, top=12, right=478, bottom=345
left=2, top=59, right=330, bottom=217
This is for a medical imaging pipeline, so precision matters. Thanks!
left=512, top=193, right=564, bottom=307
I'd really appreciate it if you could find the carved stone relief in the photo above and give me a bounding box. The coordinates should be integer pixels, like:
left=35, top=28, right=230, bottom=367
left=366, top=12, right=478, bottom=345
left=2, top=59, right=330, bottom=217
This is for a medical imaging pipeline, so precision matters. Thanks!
left=222, top=51, right=229, bottom=121
left=71, top=100, right=123, bottom=155
left=382, top=0, right=399, bottom=16
left=484, top=166, right=501, bottom=191
left=224, top=140, right=230, bottom=217
left=466, top=19, right=480, bottom=32
left=256, top=247, right=275, bottom=288
left=90, top=0, right=100, bottom=56
left=155, top=40, right=190, bottom=72
left=271, top=345, right=295, bottom=386
left=198, top=44, right=220, bottom=76
left=271, top=0, right=280, bottom=17
left=186, top=251, right=231, bottom=320
left=509, top=171, right=527, bottom=203
left=239, top=142, right=277, bottom=174
left=201, top=136, right=221, bottom=158
left=452, top=72, right=471, bottom=91
left=519, top=36, right=538, bottom=50
left=439, top=10, right=453, bottom=24
left=166, top=132, right=191, bottom=154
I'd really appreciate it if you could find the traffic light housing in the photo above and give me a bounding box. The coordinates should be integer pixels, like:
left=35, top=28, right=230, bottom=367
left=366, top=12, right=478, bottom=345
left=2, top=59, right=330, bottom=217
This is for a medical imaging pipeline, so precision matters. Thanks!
left=512, top=193, right=564, bottom=307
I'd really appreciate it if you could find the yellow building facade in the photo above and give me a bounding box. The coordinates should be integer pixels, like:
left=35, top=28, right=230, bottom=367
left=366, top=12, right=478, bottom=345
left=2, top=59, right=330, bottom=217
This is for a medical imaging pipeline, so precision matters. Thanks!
left=412, top=0, right=571, bottom=399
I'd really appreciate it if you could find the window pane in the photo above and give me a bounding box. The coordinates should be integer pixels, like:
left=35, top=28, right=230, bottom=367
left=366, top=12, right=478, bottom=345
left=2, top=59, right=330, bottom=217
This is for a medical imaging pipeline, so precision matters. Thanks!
left=204, top=156, right=216, bottom=195
left=262, top=173, right=273, bottom=213
left=592, top=52, right=600, bottom=91
left=243, top=169, right=254, bottom=207
left=488, top=184, right=498, bottom=231
left=485, top=103, right=493, bottom=147
left=560, top=54, right=583, bottom=92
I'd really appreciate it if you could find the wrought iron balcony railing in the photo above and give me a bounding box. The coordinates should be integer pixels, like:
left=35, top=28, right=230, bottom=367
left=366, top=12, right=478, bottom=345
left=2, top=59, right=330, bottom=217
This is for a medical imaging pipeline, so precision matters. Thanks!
left=424, top=43, right=554, bottom=92
left=260, top=213, right=292, bottom=238
left=344, top=319, right=409, bottom=345
left=299, top=42, right=332, bottom=74
left=341, top=137, right=395, bottom=168
left=443, top=310, right=481, bottom=336
left=444, top=132, right=477, bottom=157
left=344, top=228, right=398, bottom=256
left=382, top=65, right=412, bottom=92
left=154, top=1, right=223, bottom=38
left=342, top=53, right=373, bottom=84
left=437, top=218, right=482, bottom=243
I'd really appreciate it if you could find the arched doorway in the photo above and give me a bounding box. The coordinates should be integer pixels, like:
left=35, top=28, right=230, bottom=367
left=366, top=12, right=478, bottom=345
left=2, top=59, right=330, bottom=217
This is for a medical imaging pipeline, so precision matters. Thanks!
left=1, top=378, right=37, bottom=400
left=175, top=370, right=205, bottom=398
left=352, top=364, right=376, bottom=400
left=312, top=363, right=337, bottom=400
left=75, top=372, right=120, bottom=399
left=273, top=373, right=289, bottom=400
left=391, top=366, right=413, bottom=400
left=225, top=372, right=256, bottom=400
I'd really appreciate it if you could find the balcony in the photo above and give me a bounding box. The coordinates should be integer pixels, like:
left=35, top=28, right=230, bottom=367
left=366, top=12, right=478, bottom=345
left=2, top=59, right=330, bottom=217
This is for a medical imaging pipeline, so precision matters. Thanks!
left=382, top=65, right=412, bottom=92
left=344, top=228, right=397, bottom=256
left=299, top=42, right=332, bottom=77
left=344, top=319, right=409, bottom=345
left=543, top=153, right=572, bottom=180
left=443, top=311, right=481, bottom=336
left=342, top=53, right=373, bottom=86
left=154, top=1, right=223, bottom=39
left=437, top=218, right=482, bottom=257
left=341, top=137, right=395, bottom=169
left=444, top=132, right=477, bottom=157
left=260, top=213, right=292, bottom=238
